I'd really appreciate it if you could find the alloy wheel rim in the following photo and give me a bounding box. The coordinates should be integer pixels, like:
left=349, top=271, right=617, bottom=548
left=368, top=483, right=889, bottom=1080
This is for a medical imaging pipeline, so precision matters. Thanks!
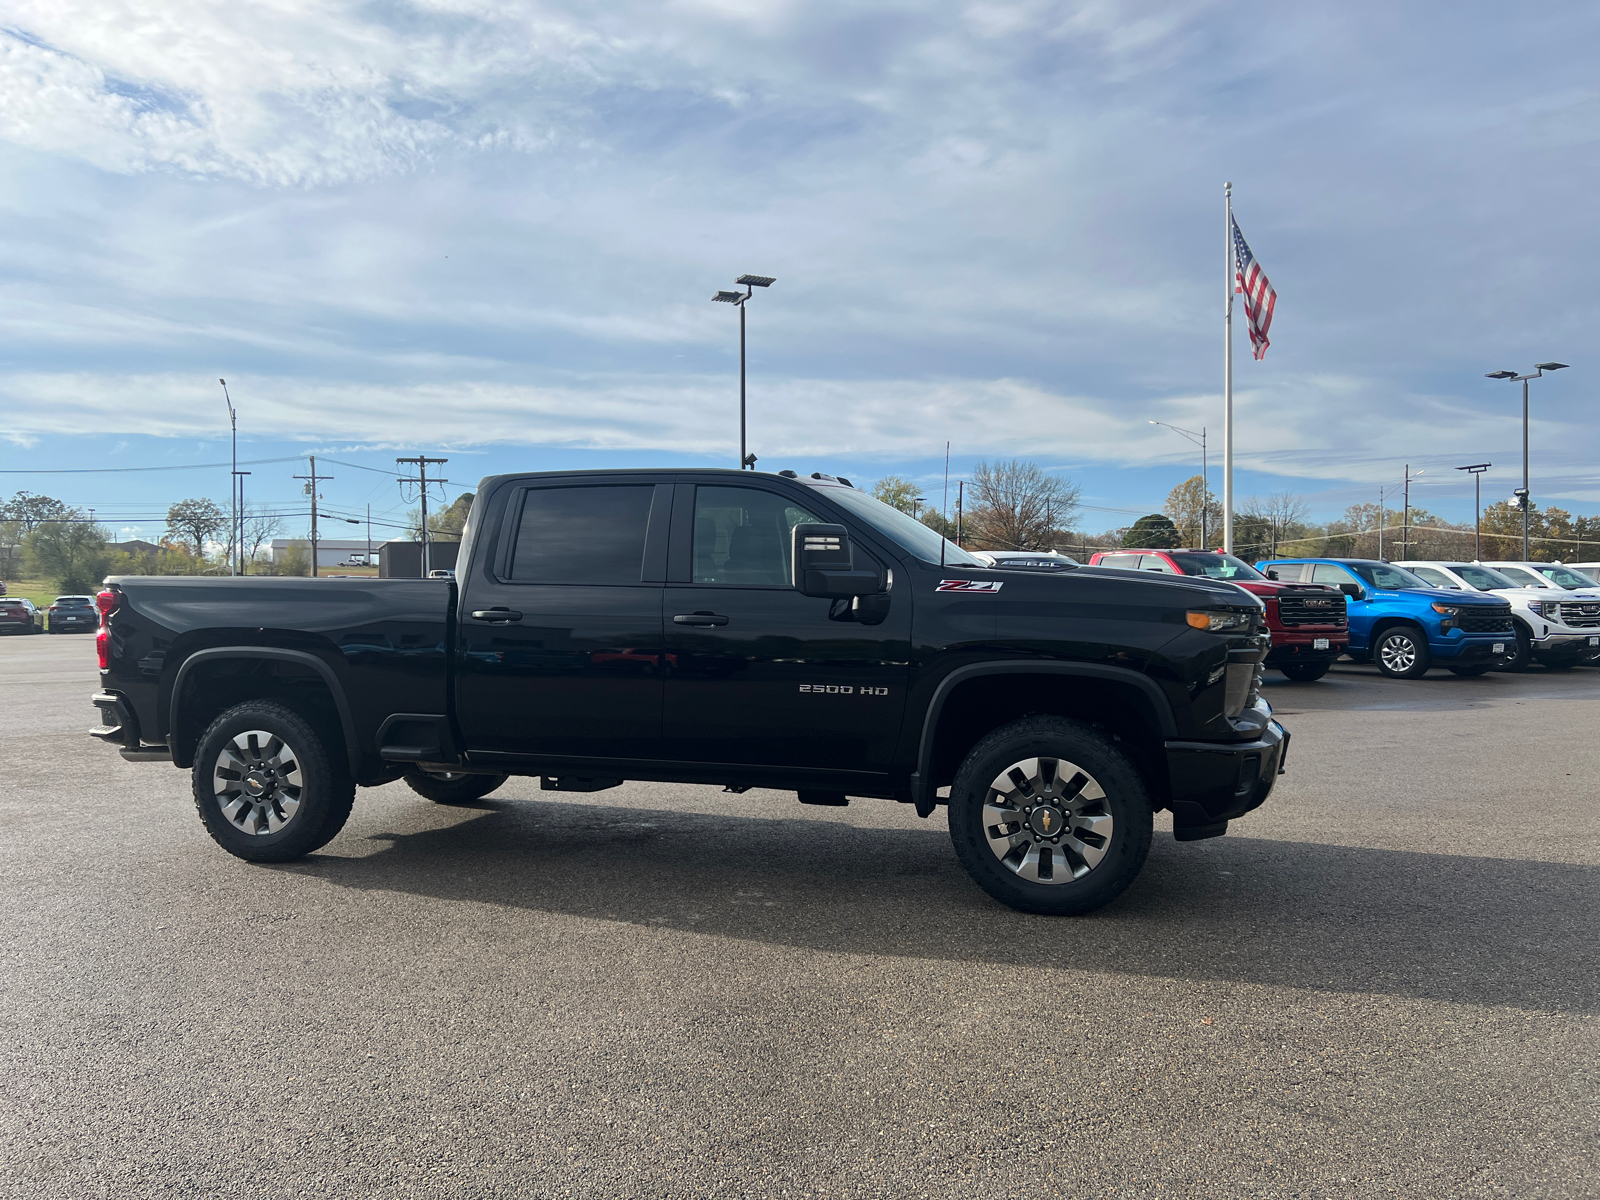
left=981, top=756, right=1114, bottom=885
left=1380, top=634, right=1416, bottom=673
left=213, top=729, right=304, bottom=835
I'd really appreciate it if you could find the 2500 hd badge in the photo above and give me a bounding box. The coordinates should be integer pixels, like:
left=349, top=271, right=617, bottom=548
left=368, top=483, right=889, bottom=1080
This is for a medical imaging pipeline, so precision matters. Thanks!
left=798, top=684, right=891, bottom=695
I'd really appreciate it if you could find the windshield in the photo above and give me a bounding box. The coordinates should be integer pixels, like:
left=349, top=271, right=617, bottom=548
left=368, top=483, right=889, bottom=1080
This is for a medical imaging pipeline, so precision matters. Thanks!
left=1349, top=562, right=1431, bottom=589
left=1493, top=565, right=1551, bottom=587
left=1538, top=565, right=1595, bottom=589
left=1444, top=564, right=1518, bottom=591
left=821, top=487, right=985, bottom=567
left=1169, top=552, right=1266, bottom=581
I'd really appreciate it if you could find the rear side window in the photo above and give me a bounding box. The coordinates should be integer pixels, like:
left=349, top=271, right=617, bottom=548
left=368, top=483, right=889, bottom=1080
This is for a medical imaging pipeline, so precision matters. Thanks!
left=1266, top=563, right=1304, bottom=581
left=1096, top=553, right=1141, bottom=570
left=1409, top=567, right=1458, bottom=589
left=1140, top=555, right=1178, bottom=574
left=509, top=486, right=654, bottom=584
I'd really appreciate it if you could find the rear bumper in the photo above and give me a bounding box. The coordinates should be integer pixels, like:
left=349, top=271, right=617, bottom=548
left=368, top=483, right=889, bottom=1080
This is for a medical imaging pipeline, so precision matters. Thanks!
left=1163, top=719, right=1288, bottom=840
left=89, top=690, right=169, bottom=761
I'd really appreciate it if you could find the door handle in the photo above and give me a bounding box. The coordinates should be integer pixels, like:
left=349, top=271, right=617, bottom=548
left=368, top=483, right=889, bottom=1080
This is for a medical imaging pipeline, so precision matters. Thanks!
left=673, top=612, right=730, bottom=626
left=469, top=608, right=523, bottom=623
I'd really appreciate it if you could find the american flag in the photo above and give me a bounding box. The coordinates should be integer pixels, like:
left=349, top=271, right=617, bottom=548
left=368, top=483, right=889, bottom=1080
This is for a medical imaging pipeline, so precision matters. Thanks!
left=1231, top=216, right=1276, bottom=361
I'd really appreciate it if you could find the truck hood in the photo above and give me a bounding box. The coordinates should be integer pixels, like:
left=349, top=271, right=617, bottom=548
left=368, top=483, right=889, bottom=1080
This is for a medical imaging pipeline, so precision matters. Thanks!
left=1067, top=566, right=1263, bottom=608
left=1387, top=587, right=1510, bottom=607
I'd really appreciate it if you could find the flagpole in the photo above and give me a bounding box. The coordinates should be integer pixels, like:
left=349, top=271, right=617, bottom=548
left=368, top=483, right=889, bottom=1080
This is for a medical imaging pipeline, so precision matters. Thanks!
left=1223, top=181, right=1235, bottom=555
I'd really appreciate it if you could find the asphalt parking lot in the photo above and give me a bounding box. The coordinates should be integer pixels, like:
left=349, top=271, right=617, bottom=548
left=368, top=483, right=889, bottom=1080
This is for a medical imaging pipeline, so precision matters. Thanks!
left=2, top=634, right=1595, bottom=1198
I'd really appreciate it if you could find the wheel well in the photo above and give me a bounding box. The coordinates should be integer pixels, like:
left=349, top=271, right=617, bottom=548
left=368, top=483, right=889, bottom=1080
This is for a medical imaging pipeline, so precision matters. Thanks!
left=1368, top=617, right=1425, bottom=646
left=171, top=657, right=347, bottom=769
left=926, top=674, right=1170, bottom=807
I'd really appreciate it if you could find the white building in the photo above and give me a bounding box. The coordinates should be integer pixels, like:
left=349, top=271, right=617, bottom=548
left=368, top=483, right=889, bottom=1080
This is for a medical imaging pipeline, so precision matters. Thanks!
left=270, top=539, right=377, bottom=569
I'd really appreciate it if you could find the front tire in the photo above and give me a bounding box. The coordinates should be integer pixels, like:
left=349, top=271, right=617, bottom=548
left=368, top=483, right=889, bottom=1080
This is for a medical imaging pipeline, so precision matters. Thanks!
left=1374, top=625, right=1431, bottom=679
left=947, top=716, right=1153, bottom=916
left=1497, top=625, right=1533, bottom=672
left=192, top=701, right=355, bottom=862
left=404, top=767, right=508, bottom=805
left=1278, top=660, right=1331, bottom=682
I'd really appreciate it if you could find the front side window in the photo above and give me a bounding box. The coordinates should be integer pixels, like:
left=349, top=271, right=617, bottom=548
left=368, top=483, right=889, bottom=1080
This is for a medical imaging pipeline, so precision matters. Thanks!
left=1350, top=562, right=1429, bottom=590
left=1493, top=565, right=1548, bottom=588
left=1310, top=563, right=1357, bottom=587
left=1538, top=566, right=1595, bottom=589
left=509, top=485, right=654, bottom=584
left=692, top=487, right=821, bottom=587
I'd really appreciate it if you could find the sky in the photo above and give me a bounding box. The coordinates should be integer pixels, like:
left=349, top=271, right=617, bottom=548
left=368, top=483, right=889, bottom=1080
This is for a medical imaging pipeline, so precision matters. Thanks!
left=1, top=1, right=1597, bottom=545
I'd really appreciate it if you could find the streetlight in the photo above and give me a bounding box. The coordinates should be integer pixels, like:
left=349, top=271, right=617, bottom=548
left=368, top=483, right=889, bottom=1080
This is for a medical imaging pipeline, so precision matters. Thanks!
left=219, top=378, right=238, bottom=575
left=912, top=496, right=927, bottom=521
left=1149, top=421, right=1209, bottom=546
left=711, top=274, right=776, bottom=470
left=1455, top=463, right=1491, bottom=560
left=1486, top=362, right=1568, bottom=559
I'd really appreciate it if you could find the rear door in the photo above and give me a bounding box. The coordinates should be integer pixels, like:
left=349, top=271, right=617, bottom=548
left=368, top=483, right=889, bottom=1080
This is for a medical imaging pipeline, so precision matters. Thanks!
left=659, top=482, right=911, bottom=774
left=455, top=479, right=671, bottom=762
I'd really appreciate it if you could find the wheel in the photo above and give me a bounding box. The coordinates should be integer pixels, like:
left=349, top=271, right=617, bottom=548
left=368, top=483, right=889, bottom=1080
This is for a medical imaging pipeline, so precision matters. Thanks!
left=404, top=767, right=508, bottom=805
left=1278, top=660, right=1330, bottom=682
left=947, top=716, right=1153, bottom=916
left=1496, top=625, right=1533, bottom=673
left=191, top=701, right=355, bottom=862
left=1373, top=625, right=1431, bottom=679
left=1448, top=665, right=1490, bottom=677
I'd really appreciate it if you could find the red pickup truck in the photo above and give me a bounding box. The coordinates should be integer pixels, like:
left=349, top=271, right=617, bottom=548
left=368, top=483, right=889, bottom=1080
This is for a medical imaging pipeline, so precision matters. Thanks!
left=1089, top=548, right=1349, bottom=680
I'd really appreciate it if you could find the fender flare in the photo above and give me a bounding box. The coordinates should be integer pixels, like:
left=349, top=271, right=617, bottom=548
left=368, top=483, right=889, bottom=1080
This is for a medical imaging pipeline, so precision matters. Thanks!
left=170, top=646, right=361, bottom=774
left=909, top=661, right=1178, bottom=813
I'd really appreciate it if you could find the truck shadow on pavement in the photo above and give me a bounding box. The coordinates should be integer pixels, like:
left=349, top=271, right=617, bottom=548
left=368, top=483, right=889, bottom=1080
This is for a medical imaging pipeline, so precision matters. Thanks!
left=290, top=797, right=1598, bottom=1015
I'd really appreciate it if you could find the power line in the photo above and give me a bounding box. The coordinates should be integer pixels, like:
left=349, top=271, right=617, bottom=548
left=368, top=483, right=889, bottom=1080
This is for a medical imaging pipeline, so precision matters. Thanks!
left=0, top=455, right=303, bottom=475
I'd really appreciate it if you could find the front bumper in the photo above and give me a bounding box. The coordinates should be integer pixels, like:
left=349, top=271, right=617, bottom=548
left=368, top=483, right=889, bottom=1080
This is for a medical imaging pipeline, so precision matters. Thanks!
left=1164, top=718, right=1288, bottom=841
left=1434, top=636, right=1515, bottom=663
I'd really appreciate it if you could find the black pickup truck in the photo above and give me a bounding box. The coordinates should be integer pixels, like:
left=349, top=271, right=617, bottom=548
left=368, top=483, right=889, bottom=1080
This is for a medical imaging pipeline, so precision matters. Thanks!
left=90, top=468, right=1287, bottom=914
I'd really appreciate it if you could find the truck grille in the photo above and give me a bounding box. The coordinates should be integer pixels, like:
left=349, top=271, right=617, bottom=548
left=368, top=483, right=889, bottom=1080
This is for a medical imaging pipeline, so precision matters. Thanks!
left=1557, top=602, right=1600, bottom=628
left=1276, top=591, right=1348, bottom=627
left=1459, top=609, right=1514, bottom=633
left=1223, top=637, right=1270, bottom=719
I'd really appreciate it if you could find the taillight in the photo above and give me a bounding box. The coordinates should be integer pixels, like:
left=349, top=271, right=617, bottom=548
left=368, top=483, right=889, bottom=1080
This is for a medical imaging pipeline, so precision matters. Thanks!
left=96, top=628, right=109, bottom=670
left=96, top=590, right=119, bottom=626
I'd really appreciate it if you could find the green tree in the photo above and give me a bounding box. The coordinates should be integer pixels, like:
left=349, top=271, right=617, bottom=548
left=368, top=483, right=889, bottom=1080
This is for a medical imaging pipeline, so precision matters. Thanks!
left=1123, top=513, right=1180, bottom=549
left=270, top=541, right=311, bottom=577
left=24, top=513, right=110, bottom=592
left=870, top=476, right=921, bottom=514
left=406, top=492, right=474, bottom=541
left=166, top=498, right=226, bottom=565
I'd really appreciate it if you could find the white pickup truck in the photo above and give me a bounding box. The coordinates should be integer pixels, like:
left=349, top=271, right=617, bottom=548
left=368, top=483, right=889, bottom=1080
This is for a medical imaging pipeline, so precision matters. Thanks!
left=1398, top=560, right=1600, bottom=670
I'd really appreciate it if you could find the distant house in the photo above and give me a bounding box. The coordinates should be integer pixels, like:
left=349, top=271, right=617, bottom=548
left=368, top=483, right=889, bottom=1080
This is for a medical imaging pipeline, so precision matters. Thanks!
left=379, top=540, right=460, bottom=578
left=270, top=538, right=379, bottom=569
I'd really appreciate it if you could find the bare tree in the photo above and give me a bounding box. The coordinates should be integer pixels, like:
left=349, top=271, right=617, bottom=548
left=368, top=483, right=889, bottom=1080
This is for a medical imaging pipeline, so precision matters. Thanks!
left=964, top=460, right=1081, bottom=552
left=241, top=504, right=285, bottom=572
left=1242, top=492, right=1310, bottom=559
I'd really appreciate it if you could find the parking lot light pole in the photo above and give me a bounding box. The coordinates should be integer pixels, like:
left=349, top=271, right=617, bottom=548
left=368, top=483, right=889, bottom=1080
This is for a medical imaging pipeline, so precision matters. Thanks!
left=712, top=275, right=775, bottom=469
left=1486, top=363, right=1568, bottom=559
left=1149, top=421, right=1208, bottom=546
left=1456, top=463, right=1491, bottom=559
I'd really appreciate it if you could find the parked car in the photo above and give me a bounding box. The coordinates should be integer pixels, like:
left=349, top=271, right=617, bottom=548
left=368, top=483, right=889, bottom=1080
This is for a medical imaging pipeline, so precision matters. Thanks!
left=1255, top=558, right=1515, bottom=678
left=90, top=467, right=1288, bottom=916
left=1560, top=563, right=1600, bottom=584
left=46, top=595, right=98, bottom=634
left=1484, top=561, right=1600, bottom=591
left=0, top=579, right=8, bottom=595
left=0, top=598, right=43, bottom=634
left=1089, top=548, right=1349, bottom=681
left=1396, top=561, right=1600, bottom=670
left=971, top=550, right=1081, bottom=571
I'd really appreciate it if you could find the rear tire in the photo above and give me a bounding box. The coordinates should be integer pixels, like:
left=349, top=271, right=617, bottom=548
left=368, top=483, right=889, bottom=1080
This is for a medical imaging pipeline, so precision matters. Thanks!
left=404, top=767, right=508, bottom=805
left=1278, top=660, right=1331, bottom=682
left=947, top=716, right=1153, bottom=916
left=1374, top=625, right=1431, bottom=679
left=192, top=701, right=355, bottom=862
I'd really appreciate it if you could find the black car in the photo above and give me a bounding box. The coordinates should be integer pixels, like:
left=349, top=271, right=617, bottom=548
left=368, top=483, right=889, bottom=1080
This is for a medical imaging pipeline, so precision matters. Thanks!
left=48, top=595, right=97, bottom=634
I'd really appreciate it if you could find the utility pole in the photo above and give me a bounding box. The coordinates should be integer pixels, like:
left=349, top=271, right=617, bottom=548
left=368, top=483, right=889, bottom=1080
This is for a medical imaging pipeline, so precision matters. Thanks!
left=234, top=472, right=251, bottom=572
left=220, top=379, right=238, bottom=575
left=292, top=456, right=332, bottom=578
left=956, top=481, right=964, bottom=548
left=366, top=503, right=372, bottom=572
left=1403, top=464, right=1410, bottom=558
left=396, top=456, right=449, bottom=577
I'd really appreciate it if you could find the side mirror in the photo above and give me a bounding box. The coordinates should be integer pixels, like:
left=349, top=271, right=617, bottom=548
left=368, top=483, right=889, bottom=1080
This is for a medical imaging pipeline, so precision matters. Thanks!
left=1265, top=569, right=1280, bottom=580
left=1338, top=582, right=1365, bottom=601
left=792, top=524, right=882, bottom=598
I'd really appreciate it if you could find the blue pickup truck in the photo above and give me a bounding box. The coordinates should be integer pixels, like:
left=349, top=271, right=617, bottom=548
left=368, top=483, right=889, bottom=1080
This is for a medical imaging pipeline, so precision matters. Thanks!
left=1254, top=558, right=1516, bottom=678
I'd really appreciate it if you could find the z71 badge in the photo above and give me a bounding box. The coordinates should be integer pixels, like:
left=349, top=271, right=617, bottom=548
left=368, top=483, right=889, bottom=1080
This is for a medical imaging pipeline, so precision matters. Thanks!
left=936, top=579, right=1003, bottom=593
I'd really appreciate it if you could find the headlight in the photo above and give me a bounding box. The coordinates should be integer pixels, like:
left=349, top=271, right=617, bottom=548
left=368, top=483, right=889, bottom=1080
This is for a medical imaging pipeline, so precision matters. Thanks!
left=1526, top=601, right=1545, bottom=616
left=1430, top=603, right=1461, bottom=616
left=1186, top=609, right=1255, bottom=633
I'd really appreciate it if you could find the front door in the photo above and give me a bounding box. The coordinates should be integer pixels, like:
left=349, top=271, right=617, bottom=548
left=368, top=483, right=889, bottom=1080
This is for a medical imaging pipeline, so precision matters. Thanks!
left=661, top=483, right=910, bottom=773
left=456, top=481, right=670, bottom=762
left=1308, top=562, right=1369, bottom=647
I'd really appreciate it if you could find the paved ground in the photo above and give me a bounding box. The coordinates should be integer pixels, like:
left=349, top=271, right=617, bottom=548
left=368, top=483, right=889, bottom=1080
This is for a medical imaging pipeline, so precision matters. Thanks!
left=1, top=633, right=1595, bottom=1198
